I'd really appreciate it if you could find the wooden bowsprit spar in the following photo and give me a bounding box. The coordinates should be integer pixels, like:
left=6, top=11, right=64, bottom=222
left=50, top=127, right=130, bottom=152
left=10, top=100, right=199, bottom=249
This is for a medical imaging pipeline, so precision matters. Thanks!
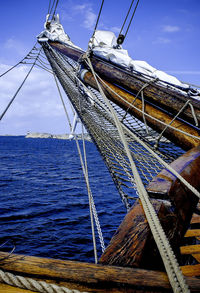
left=49, top=41, right=200, bottom=151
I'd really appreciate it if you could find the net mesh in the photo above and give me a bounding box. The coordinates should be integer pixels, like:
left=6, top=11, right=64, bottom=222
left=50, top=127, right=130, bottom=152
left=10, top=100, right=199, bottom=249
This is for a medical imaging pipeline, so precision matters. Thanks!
left=42, top=42, right=185, bottom=209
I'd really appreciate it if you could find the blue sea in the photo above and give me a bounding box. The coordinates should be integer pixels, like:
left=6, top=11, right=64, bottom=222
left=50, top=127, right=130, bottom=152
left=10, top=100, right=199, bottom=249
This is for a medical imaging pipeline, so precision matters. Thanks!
left=0, top=136, right=126, bottom=263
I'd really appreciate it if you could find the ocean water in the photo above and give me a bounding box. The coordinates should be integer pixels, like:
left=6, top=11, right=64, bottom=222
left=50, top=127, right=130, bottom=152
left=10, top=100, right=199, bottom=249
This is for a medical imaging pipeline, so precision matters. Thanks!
left=0, top=136, right=125, bottom=262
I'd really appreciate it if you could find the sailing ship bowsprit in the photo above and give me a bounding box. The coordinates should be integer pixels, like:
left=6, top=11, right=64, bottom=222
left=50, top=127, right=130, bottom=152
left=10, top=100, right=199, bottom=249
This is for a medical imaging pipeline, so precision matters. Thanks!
left=0, top=1, right=200, bottom=292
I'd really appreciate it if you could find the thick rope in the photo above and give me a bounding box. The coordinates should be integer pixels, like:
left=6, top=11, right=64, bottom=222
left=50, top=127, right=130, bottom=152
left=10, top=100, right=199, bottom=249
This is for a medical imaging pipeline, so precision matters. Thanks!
left=86, top=56, right=190, bottom=293
left=0, top=269, right=87, bottom=293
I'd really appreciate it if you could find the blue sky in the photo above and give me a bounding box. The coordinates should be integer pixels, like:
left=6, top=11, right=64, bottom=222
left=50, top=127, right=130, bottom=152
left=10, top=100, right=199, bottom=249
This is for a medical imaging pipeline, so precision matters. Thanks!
left=0, top=0, right=200, bottom=135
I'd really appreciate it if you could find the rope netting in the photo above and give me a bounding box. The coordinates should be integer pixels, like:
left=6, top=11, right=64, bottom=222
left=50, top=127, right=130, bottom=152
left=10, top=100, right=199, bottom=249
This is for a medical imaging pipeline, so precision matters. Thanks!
left=42, top=42, right=187, bottom=210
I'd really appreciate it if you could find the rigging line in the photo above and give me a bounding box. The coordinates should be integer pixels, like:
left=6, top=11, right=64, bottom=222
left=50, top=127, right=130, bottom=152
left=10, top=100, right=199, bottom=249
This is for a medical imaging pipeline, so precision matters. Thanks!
left=35, top=63, right=53, bottom=74
left=124, top=0, right=140, bottom=39
left=74, top=135, right=98, bottom=264
left=49, top=0, right=56, bottom=15
left=87, top=0, right=105, bottom=50
left=94, top=0, right=104, bottom=31
left=0, top=43, right=37, bottom=78
left=47, top=0, right=52, bottom=14
left=51, top=0, right=60, bottom=20
left=93, top=72, right=200, bottom=141
left=81, top=124, right=105, bottom=253
left=53, top=73, right=72, bottom=130
left=0, top=48, right=42, bottom=122
left=119, top=0, right=135, bottom=35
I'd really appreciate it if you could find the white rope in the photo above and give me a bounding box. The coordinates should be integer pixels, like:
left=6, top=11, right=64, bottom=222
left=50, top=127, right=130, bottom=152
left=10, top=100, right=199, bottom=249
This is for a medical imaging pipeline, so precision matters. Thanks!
left=86, top=56, right=190, bottom=293
left=0, top=269, right=87, bottom=293
left=189, top=102, right=198, bottom=126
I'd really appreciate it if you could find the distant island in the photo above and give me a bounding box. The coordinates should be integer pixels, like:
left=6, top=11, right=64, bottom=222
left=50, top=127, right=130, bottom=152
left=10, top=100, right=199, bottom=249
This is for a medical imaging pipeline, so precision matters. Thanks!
left=25, top=132, right=91, bottom=141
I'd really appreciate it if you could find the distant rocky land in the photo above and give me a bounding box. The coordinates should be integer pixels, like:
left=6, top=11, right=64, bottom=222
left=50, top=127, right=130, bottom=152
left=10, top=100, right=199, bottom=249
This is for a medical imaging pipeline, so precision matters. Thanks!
left=25, top=132, right=91, bottom=141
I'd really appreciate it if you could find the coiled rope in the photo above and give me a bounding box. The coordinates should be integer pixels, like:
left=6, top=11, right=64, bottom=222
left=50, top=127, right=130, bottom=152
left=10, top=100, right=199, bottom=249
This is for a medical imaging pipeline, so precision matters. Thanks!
left=0, top=269, right=88, bottom=293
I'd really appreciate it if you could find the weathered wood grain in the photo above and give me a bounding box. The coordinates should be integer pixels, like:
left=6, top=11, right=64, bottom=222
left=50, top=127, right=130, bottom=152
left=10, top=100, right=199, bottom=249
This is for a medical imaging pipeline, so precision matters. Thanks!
left=0, top=252, right=200, bottom=292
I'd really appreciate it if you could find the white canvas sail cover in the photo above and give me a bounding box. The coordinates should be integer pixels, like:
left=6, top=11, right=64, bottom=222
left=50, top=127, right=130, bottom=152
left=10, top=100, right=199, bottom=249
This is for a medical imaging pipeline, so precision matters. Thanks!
left=89, top=30, right=189, bottom=90
left=37, top=14, right=81, bottom=49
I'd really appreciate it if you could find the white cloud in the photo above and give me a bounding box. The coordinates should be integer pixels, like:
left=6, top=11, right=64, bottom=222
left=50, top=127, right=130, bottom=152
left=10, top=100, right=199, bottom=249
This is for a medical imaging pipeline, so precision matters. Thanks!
left=110, top=26, right=121, bottom=34
left=83, top=10, right=96, bottom=30
left=72, top=3, right=97, bottom=30
left=162, top=25, right=180, bottom=33
left=4, top=38, right=27, bottom=56
left=61, top=1, right=97, bottom=30
left=166, top=70, right=200, bottom=75
left=0, top=64, right=74, bottom=135
left=153, top=37, right=171, bottom=44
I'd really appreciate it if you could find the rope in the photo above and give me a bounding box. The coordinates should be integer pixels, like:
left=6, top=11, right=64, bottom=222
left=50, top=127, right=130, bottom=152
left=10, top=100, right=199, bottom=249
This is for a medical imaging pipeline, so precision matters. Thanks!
left=86, top=56, right=190, bottom=293
left=0, top=269, right=87, bottom=293
left=0, top=48, right=42, bottom=122
left=47, top=0, right=52, bottom=14
left=52, top=0, right=60, bottom=19
left=0, top=44, right=38, bottom=78
left=93, top=0, right=105, bottom=33
left=75, top=133, right=98, bottom=264
left=80, top=125, right=105, bottom=253
left=53, top=73, right=73, bottom=130
left=94, top=72, right=200, bottom=142
left=75, top=131, right=105, bottom=260
left=89, top=0, right=105, bottom=49
left=119, top=0, right=135, bottom=36
left=155, top=100, right=191, bottom=148
left=117, top=0, right=140, bottom=44
left=124, top=0, right=140, bottom=39
left=121, top=77, right=158, bottom=121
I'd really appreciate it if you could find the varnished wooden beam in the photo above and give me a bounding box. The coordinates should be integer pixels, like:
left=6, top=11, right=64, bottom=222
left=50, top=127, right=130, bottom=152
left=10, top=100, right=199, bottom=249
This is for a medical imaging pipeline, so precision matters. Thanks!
left=0, top=252, right=200, bottom=292
left=82, top=70, right=200, bottom=150
left=49, top=41, right=200, bottom=127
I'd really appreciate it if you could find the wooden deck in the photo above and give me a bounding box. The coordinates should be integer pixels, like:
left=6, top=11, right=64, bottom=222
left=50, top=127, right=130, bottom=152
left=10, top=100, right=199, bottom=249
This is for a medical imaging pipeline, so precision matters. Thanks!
left=180, top=208, right=200, bottom=279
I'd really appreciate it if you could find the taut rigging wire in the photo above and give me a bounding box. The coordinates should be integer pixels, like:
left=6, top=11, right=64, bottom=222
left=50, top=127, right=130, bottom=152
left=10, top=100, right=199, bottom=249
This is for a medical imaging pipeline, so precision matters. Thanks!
left=93, top=0, right=105, bottom=33
left=0, top=43, right=37, bottom=78
left=117, top=0, right=140, bottom=45
left=51, top=0, right=60, bottom=20
left=47, top=0, right=52, bottom=14
left=0, top=48, right=42, bottom=122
